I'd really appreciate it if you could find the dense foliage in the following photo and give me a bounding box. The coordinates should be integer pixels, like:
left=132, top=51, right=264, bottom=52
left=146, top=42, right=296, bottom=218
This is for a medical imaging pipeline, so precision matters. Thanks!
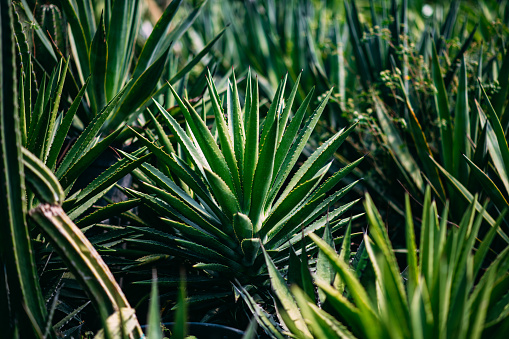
left=1, top=0, right=509, bottom=338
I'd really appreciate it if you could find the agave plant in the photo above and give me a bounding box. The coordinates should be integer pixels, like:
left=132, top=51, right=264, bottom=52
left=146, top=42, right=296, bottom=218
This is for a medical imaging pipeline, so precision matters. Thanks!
left=264, top=187, right=509, bottom=338
left=1, top=3, right=144, bottom=336
left=123, top=69, right=363, bottom=311
left=15, top=0, right=224, bottom=131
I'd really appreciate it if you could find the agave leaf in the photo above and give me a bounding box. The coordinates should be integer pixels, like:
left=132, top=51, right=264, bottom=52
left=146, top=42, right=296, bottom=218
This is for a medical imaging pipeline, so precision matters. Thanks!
left=168, top=83, right=236, bottom=192
left=153, top=99, right=208, bottom=172
left=465, top=156, right=509, bottom=211
left=204, top=167, right=240, bottom=220
left=146, top=271, right=163, bottom=339
left=105, top=1, right=139, bottom=100
left=56, top=83, right=130, bottom=179
left=432, top=39, right=453, bottom=172
left=405, top=195, right=419, bottom=296
left=133, top=0, right=182, bottom=79
left=262, top=173, right=323, bottom=230
left=262, top=247, right=312, bottom=337
left=0, top=6, right=49, bottom=333
left=250, top=110, right=278, bottom=230
left=478, top=87, right=509, bottom=195
left=233, top=212, right=254, bottom=243
left=19, top=0, right=57, bottom=62
left=46, top=77, right=90, bottom=171
left=243, top=73, right=259, bottom=212
left=373, top=94, right=424, bottom=192
left=43, top=57, right=69, bottom=163
left=73, top=152, right=149, bottom=206
left=430, top=156, right=509, bottom=243
left=309, top=233, right=377, bottom=323
left=206, top=72, right=241, bottom=196
left=272, top=86, right=314, bottom=179
left=22, top=147, right=64, bottom=204
left=29, top=205, right=143, bottom=336
left=75, top=199, right=140, bottom=227
left=89, top=13, right=108, bottom=114
left=109, top=46, right=170, bottom=130
left=229, top=71, right=246, bottom=176
left=268, top=88, right=331, bottom=206
left=59, top=127, right=123, bottom=189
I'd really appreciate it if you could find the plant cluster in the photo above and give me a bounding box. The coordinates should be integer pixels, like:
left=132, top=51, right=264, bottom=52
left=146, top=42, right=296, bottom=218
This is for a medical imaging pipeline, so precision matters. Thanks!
left=1, top=0, right=509, bottom=338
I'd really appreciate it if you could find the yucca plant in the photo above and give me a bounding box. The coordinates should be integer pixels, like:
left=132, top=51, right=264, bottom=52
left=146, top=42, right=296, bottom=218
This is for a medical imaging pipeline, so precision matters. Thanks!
left=122, top=69, right=363, bottom=314
left=264, top=187, right=509, bottom=338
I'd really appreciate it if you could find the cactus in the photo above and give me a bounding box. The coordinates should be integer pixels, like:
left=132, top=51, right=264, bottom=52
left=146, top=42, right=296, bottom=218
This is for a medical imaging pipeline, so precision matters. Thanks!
left=0, top=1, right=50, bottom=337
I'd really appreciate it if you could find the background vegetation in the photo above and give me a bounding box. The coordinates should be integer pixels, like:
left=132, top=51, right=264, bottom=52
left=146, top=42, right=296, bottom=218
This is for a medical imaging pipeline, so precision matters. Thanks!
left=1, top=0, right=509, bottom=338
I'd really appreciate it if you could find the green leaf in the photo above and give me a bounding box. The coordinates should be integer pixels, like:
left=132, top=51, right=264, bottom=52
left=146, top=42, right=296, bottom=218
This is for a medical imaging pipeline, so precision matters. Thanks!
left=133, top=0, right=182, bottom=80
left=105, top=1, right=139, bottom=100
left=46, top=77, right=90, bottom=171
left=56, top=82, right=130, bottom=179
left=146, top=271, right=163, bottom=339
left=0, top=4, right=49, bottom=333
left=262, top=247, right=312, bottom=337
left=242, top=73, right=259, bottom=212
left=204, top=167, right=240, bottom=220
left=249, top=109, right=278, bottom=231
left=89, top=13, right=108, bottom=113
left=432, top=39, right=453, bottom=171
left=309, top=233, right=378, bottom=326
left=22, top=147, right=64, bottom=204
left=233, top=212, right=254, bottom=243
left=451, top=57, right=470, bottom=183
left=109, top=47, right=170, bottom=130
left=29, top=205, right=143, bottom=336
